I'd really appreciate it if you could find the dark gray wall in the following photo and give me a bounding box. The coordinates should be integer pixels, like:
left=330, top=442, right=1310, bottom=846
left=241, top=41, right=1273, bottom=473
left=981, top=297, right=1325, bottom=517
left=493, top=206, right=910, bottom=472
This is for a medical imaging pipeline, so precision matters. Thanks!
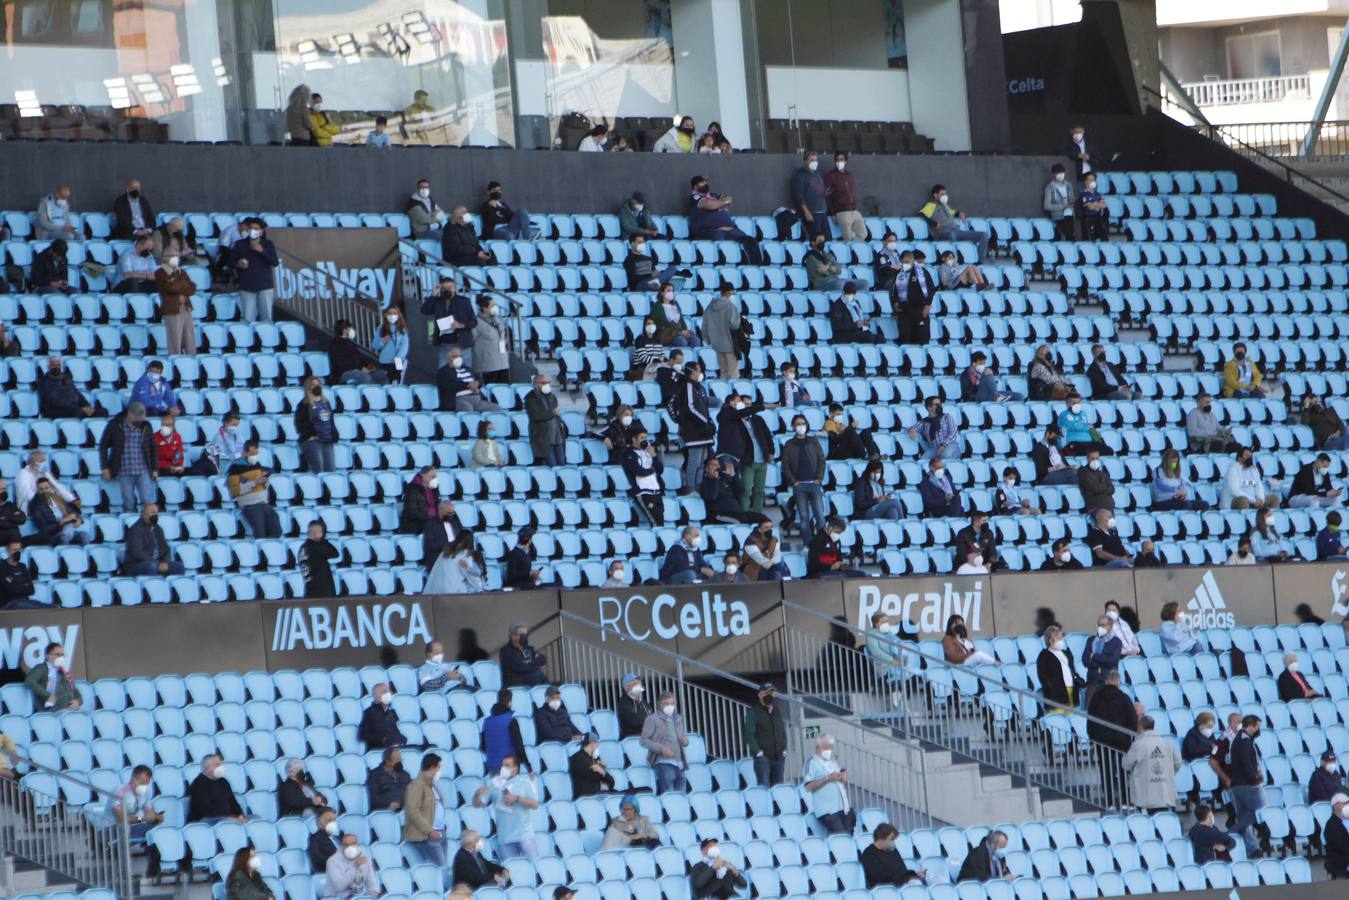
left=0, top=142, right=1062, bottom=221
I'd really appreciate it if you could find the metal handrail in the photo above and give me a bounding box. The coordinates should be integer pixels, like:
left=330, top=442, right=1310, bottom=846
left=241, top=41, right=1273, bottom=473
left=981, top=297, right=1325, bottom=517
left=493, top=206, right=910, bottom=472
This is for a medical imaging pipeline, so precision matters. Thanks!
left=400, top=241, right=528, bottom=359
left=0, top=749, right=135, bottom=898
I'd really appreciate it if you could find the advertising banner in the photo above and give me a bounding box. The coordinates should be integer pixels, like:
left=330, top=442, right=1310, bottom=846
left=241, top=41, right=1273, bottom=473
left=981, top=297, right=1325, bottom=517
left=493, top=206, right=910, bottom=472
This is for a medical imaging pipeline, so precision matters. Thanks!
left=1270, top=561, right=1349, bottom=624
left=841, top=574, right=994, bottom=640
left=270, top=227, right=402, bottom=310
left=1132, top=566, right=1278, bottom=633
left=992, top=569, right=1136, bottom=638
left=0, top=607, right=86, bottom=679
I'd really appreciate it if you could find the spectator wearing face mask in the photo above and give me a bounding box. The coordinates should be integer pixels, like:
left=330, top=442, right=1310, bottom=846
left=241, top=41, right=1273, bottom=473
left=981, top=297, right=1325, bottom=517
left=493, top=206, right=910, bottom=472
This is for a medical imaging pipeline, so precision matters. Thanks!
left=718, top=395, right=776, bottom=514
left=890, top=250, right=934, bottom=345
left=357, top=683, right=406, bottom=749
left=1043, top=164, right=1076, bottom=240
left=229, top=219, right=280, bottom=323
left=910, top=395, right=961, bottom=460
left=629, top=317, right=667, bottom=380
left=1159, top=601, right=1205, bottom=655
left=703, top=282, right=742, bottom=378
left=308, top=808, right=341, bottom=872
left=1223, top=343, right=1267, bottom=398
left=719, top=551, right=751, bottom=583
left=1151, top=449, right=1209, bottom=511
left=872, top=231, right=903, bottom=291
left=654, top=116, right=697, bottom=153
left=407, top=179, right=447, bottom=239
left=803, top=735, right=854, bottom=834
left=778, top=362, right=815, bottom=406
left=1188, top=803, right=1233, bottom=865
left=804, top=232, right=846, bottom=292
left=425, top=531, right=485, bottom=594
left=295, top=377, right=338, bottom=473
left=919, top=458, right=963, bottom=518
left=452, top=828, right=509, bottom=890
left=417, top=640, right=466, bottom=694
left=690, top=838, right=746, bottom=899
left=824, top=404, right=880, bottom=460
left=31, top=238, right=74, bottom=295
left=187, top=754, right=245, bottom=823
left=619, top=192, right=659, bottom=240
left=1102, top=600, right=1141, bottom=655
left=478, top=181, right=537, bottom=240
left=472, top=420, right=507, bottom=468
left=828, top=281, right=880, bottom=344
left=743, top=682, right=787, bottom=785
left=660, top=526, right=713, bottom=585
left=1058, top=394, right=1110, bottom=456
left=423, top=276, right=476, bottom=359
left=807, top=515, right=867, bottom=579
left=943, top=614, right=997, bottom=665
left=622, top=427, right=665, bottom=526
left=624, top=234, right=684, bottom=291
left=227, top=440, right=282, bottom=538
left=741, top=516, right=788, bottom=580
left=152, top=414, right=185, bottom=476
left=1182, top=712, right=1218, bottom=762
left=675, top=362, right=715, bottom=492
left=0, top=540, right=40, bottom=610
left=1040, top=538, right=1083, bottom=571
left=854, top=459, right=903, bottom=521
left=99, top=401, right=158, bottom=514
left=601, top=561, right=628, bottom=588
left=955, top=510, right=1000, bottom=571
left=441, top=205, right=494, bottom=265
left=36, top=185, right=77, bottom=240
left=1077, top=449, right=1114, bottom=514
left=1250, top=508, right=1297, bottom=561
left=863, top=824, right=926, bottom=887
left=1036, top=625, right=1083, bottom=712
left=25, top=641, right=79, bottom=710
left=325, top=833, right=380, bottom=898
left=35, top=355, right=99, bottom=420
left=114, top=235, right=159, bottom=293
left=1278, top=651, right=1322, bottom=701
left=1292, top=452, right=1343, bottom=509
left=525, top=374, right=566, bottom=466
left=866, top=613, right=905, bottom=680
left=570, top=734, right=615, bottom=798
left=699, top=457, right=756, bottom=525
left=919, top=184, right=989, bottom=263
left=299, top=522, right=339, bottom=600
left=642, top=693, right=690, bottom=794
left=1081, top=618, right=1124, bottom=699
left=602, top=406, right=637, bottom=465
left=617, top=675, right=653, bottom=738
left=995, top=467, right=1041, bottom=516
left=1087, top=509, right=1132, bottom=568
left=326, top=320, right=386, bottom=385
left=1227, top=537, right=1257, bottom=566
left=278, top=758, right=327, bottom=817
left=1028, top=345, right=1072, bottom=402
left=29, top=475, right=92, bottom=547
left=129, top=360, right=177, bottom=417
left=534, top=685, right=582, bottom=744
left=1076, top=171, right=1109, bottom=240
left=792, top=151, right=830, bottom=241
left=225, top=847, right=271, bottom=900
left=504, top=526, right=545, bottom=591
left=1327, top=795, right=1349, bottom=879
left=370, top=749, right=414, bottom=819
left=601, top=795, right=659, bottom=852
left=688, top=174, right=762, bottom=263
left=782, top=415, right=826, bottom=544
left=1221, top=446, right=1279, bottom=510
left=1302, top=392, right=1349, bottom=451
left=1085, top=343, right=1133, bottom=400
left=823, top=152, right=866, bottom=241
left=937, top=249, right=989, bottom=289
left=154, top=251, right=197, bottom=355
left=1310, top=752, right=1347, bottom=804
left=372, top=307, right=411, bottom=383
left=200, top=414, right=244, bottom=475
left=437, top=348, right=501, bottom=413
left=1186, top=391, right=1236, bottom=453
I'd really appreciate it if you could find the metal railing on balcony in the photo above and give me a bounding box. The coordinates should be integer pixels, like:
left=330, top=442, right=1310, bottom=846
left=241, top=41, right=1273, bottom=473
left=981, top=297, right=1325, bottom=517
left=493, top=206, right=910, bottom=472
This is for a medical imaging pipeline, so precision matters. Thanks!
left=1206, top=120, right=1349, bottom=160
left=0, top=753, right=136, bottom=898
left=1182, top=74, right=1311, bottom=108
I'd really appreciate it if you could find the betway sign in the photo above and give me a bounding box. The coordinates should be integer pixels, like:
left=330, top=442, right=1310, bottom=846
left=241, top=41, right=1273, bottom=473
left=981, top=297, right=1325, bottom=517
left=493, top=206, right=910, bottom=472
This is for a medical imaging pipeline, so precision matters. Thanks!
left=269, top=226, right=402, bottom=309
left=276, top=262, right=397, bottom=304
left=0, top=623, right=80, bottom=670
left=846, top=576, right=992, bottom=638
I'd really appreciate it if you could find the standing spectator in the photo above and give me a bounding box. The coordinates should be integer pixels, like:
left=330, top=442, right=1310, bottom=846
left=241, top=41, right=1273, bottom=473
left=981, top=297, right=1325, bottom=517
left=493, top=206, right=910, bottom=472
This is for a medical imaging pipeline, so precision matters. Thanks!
left=129, top=361, right=178, bottom=416
left=1081, top=618, right=1124, bottom=702
left=472, top=420, right=508, bottom=468
left=792, top=151, right=830, bottom=240
left=782, top=414, right=826, bottom=545
left=278, top=758, right=327, bottom=817
left=1077, top=172, right=1110, bottom=240
left=1123, top=716, right=1181, bottom=813
left=31, top=239, right=74, bottom=294
left=154, top=253, right=197, bottom=355
left=1086, top=669, right=1137, bottom=807
left=1189, top=804, right=1234, bottom=864
left=1291, top=453, right=1343, bottom=509
left=717, top=394, right=775, bottom=514
left=803, top=735, right=853, bottom=834
left=112, top=178, right=154, bottom=239
left=425, top=532, right=486, bottom=594
left=956, top=832, right=1013, bottom=882
left=307, top=93, right=339, bottom=145
left=1057, top=395, right=1109, bottom=456
left=225, top=848, right=272, bottom=900
left=36, top=355, right=96, bottom=419
left=367, top=747, right=411, bottom=813
left=1077, top=449, right=1115, bottom=514
left=422, top=276, right=476, bottom=359
left=1152, top=450, right=1209, bottom=510
left=854, top=459, right=903, bottom=521
left=910, top=395, right=961, bottom=459
left=113, top=235, right=159, bottom=293
left=1187, top=392, right=1237, bottom=453
left=472, top=754, right=541, bottom=860
left=505, top=526, right=544, bottom=591
left=500, top=624, right=548, bottom=687
left=744, top=683, right=787, bottom=786
left=1326, top=795, right=1349, bottom=879
left=873, top=232, right=903, bottom=291
left=1310, top=752, right=1346, bottom=804
left=1036, top=626, right=1083, bottom=712
left=699, top=457, right=755, bottom=525
left=653, top=116, right=696, bottom=153
left=294, top=377, right=337, bottom=473
left=601, top=406, right=636, bottom=465
left=372, top=307, right=410, bottom=383
left=617, top=675, right=652, bottom=739
left=919, top=457, right=963, bottom=518
left=308, top=809, right=341, bottom=872
left=1228, top=715, right=1266, bottom=858
left=481, top=691, right=529, bottom=774
left=1224, top=343, right=1267, bottom=398
left=690, top=838, right=747, bottom=899
left=619, top=192, right=660, bottom=239
left=919, top=184, right=989, bottom=263
left=451, top=829, right=509, bottom=890
left=229, top=219, right=280, bottom=324
left=299, top=522, right=338, bottom=600
left=1043, top=164, right=1076, bottom=240
left=1086, top=344, right=1133, bottom=400
left=600, top=795, right=659, bottom=850
left=703, top=283, right=742, bottom=379
left=824, top=152, right=866, bottom=241
left=25, top=641, right=79, bottom=710
left=357, top=684, right=406, bottom=749
left=154, top=414, right=186, bottom=476
left=1087, top=509, right=1133, bottom=568
left=99, top=402, right=158, bottom=513
left=36, top=185, right=76, bottom=240
left=828, top=281, right=880, bottom=344
left=1303, top=393, right=1349, bottom=451
left=995, top=467, right=1041, bottom=516
left=741, top=516, right=788, bottom=580
left=441, top=206, right=494, bottom=265
left=1104, top=600, right=1141, bottom=656
left=1220, top=446, right=1279, bottom=509
left=407, top=179, right=447, bottom=239
left=865, top=613, right=905, bottom=680
left=324, top=834, right=381, bottom=898
left=622, top=427, right=665, bottom=525
left=862, top=824, right=926, bottom=887
left=640, top=692, right=690, bottom=794
left=570, top=734, right=616, bottom=798
left=525, top=374, right=566, bottom=466
left=1250, top=508, right=1298, bottom=562
left=1278, top=651, right=1322, bottom=701
left=28, top=477, right=91, bottom=546
left=1066, top=125, right=1094, bottom=180
left=675, top=363, right=715, bottom=493
left=804, top=232, right=846, bottom=292
left=327, top=321, right=386, bottom=385
left=660, top=526, right=713, bottom=585
left=1160, top=602, right=1205, bottom=655
left=227, top=440, right=282, bottom=538
left=478, top=181, right=536, bottom=240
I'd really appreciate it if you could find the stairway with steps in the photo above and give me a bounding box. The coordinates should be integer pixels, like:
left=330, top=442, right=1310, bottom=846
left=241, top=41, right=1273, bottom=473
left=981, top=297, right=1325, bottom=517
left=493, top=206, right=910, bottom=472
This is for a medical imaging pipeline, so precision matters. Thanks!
left=1248, top=156, right=1349, bottom=215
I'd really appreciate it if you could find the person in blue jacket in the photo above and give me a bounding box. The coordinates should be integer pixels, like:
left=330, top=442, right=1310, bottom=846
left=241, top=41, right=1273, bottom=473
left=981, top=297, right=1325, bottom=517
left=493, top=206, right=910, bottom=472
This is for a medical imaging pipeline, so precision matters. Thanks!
left=1081, top=614, right=1123, bottom=703
left=1056, top=393, right=1110, bottom=456
left=659, top=525, right=714, bottom=585
left=128, top=360, right=178, bottom=416
left=372, top=307, right=411, bottom=383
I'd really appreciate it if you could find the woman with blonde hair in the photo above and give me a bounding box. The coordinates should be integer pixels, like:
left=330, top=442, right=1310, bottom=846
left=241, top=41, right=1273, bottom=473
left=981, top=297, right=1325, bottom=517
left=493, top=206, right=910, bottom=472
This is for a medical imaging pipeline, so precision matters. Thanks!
left=1036, top=624, right=1083, bottom=713
left=285, top=84, right=314, bottom=146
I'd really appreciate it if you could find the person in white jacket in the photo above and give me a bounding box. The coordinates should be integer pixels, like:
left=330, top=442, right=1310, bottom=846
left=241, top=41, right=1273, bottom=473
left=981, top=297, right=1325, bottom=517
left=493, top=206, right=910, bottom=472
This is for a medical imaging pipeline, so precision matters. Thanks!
left=1123, top=716, right=1181, bottom=813
left=653, top=116, right=696, bottom=153
left=14, top=451, right=78, bottom=515
left=1219, top=447, right=1279, bottom=509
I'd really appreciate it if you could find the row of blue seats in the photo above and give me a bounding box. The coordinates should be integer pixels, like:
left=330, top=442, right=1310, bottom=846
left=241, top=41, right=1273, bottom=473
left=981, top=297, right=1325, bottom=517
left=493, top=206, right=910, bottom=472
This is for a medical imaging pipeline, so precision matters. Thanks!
left=0, top=351, right=328, bottom=391
left=4, top=321, right=306, bottom=355
left=1149, top=313, right=1349, bottom=343
left=1061, top=262, right=1349, bottom=293
left=0, top=291, right=246, bottom=324
left=1119, top=218, right=1314, bottom=244
left=1191, top=338, right=1349, bottom=371
left=1014, top=239, right=1346, bottom=271
left=1100, top=288, right=1349, bottom=319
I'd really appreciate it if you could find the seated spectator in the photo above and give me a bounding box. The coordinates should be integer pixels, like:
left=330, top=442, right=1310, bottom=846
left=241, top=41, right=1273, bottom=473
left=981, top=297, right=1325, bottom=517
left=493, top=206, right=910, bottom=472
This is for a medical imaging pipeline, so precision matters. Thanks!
left=225, top=847, right=272, bottom=900
left=437, top=348, right=501, bottom=413
left=661, top=525, right=713, bottom=585
left=954, top=510, right=999, bottom=571
left=326, top=321, right=386, bottom=386
left=1187, top=392, right=1237, bottom=453
left=1031, top=426, right=1078, bottom=485
left=1310, top=752, right=1346, bottom=804
left=408, top=179, right=447, bottom=239
left=1189, top=804, right=1233, bottom=864
left=1104, top=599, right=1141, bottom=655
left=1251, top=508, right=1298, bottom=562
left=854, top=459, right=903, bottom=521
left=601, top=561, right=628, bottom=588
left=1292, top=453, right=1343, bottom=509
left=960, top=351, right=1019, bottom=402
left=1223, top=343, right=1268, bottom=398
left=651, top=282, right=701, bottom=348
left=442, top=205, right=494, bottom=266
left=0, top=323, right=18, bottom=358
left=578, top=123, right=608, bottom=151
left=24, top=641, right=79, bottom=710
left=1221, top=446, right=1279, bottom=510
left=1086, top=509, right=1132, bottom=569
left=278, top=758, right=327, bottom=817
left=15, top=450, right=75, bottom=515
left=863, top=823, right=926, bottom=887
left=1319, top=512, right=1349, bottom=560
left=423, top=276, right=476, bottom=356
left=943, top=614, right=997, bottom=665
left=619, top=192, right=659, bottom=239
left=570, top=734, right=616, bottom=799
left=1, top=540, right=42, bottom=609
left=779, top=361, right=817, bottom=406
left=452, top=828, right=509, bottom=890
left=478, top=181, right=536, bottom=240
left=534, top=685, right=581, bottom=744
left=357, top=683, right=406, bottom=749
left=1076, top=449, right=1114, bottom=513
left=624, top=234, right=683, bottom=291
left=1028, top=344, right=1072, bottom=401
left=654, top=116, right=696, bottom=153
left=324, top=833, right=381, bottom=898
left=1160, top=601, right=1205, bottom=655
left=1077, top=172, right=1109, bottom=241
left=471, top=753, right=541, bottom=859
left=910, top=395, right=962, bottom=460
left=227, top=441, right=282, bottom=538
left=640, top=693, right=690, bottom=794
left=187, top=755, right=244, bottom=823
left=865, top=613, right=905, bottom=679
left=1276, top=651, right=1322, bottom=702
left=154, top=414, right=186, bottom=476
left=1057, top=394, right=1109, bottom=456
left=1138, top=540, right=1166, bottom=567
left=937, top=249, right=988, bottom=289
left=699, top=457, right=755, bottom=524
left=500, top=623, right=548, bottom=687
left=995, top=467, right=1041, bottom=515
left=36, top=185, right=77, bottom=240
left=803, top=515, right=861, bottom=578
left=873, top=232, right=903, bottom=291
left=803, top=735, right=854, bottom=834
left=425, top=531, right=485, bottom=594
left=367, top=747, right=411, bottom=812
left=689, top=838, right=746, bottom=899
left=308, top=808, right=340, bottom=872
left=957, top=832, right=1018, bottom=883
left=1036, top=625, right=1082, bottom=712
left=107, top=765, right=164, bottom=871
left=503, top=526, right=544, bottom=590
left=919, top=183, right=989, bottom=263
left=1043, top=164, right=1076, bottom=240
left=628, top=317, right=667, bottom=379
left=828, top=280, right=880, bottom=343
left=1181, top=712, right=1217, bottom=762
left=417, top=640, right=465, bottom=693
left=601, top=795, right=660, bottom=849
left=151, top=217, right=198, bottom=265
left=617, top=675, right=653, bottom=738
left=1151, top=450, right=1209, bottom=511
left=1325, top=793, right=1349, bottom=878
left=622, top=427, right=665, bottom=526
left=472, top=420, right=508, bottom=468
left=891, top=250, right=935, bottom=345
left=1087, top=344, right=1134, bottom=400
left=114, top=235, right=158, bottom=293
left=1227, top=536, right=1257, bottom=566
left=1040, top=538, right=1083, bottom=571
left=919, top=457, right=963, bottom=518
left=30, top=239, right=74, bottom=295
left=1302, top=393, right=1349, bottom=451
left=688, top=175, right=762, bottom=263
left=398, top=466, right=441, bottom=535
left=824, top=405, right=879, bottom=460
left=29, top=476, right=91, bottom=546
left=123, top=503, right=184, bottom=576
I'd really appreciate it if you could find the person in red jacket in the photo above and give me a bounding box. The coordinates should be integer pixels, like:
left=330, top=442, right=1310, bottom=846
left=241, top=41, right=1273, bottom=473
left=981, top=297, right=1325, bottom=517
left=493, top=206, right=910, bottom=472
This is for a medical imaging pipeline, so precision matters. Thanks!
left=154, top=413, right=186, bottom=476
left=824, top=152, right=868, bottom=241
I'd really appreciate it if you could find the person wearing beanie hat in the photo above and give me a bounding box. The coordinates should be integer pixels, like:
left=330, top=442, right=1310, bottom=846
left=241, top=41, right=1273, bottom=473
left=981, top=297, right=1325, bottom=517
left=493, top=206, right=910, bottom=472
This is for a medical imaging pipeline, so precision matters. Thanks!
left=703, top=281, right=743, bottom=379
left=617, top=674, right=653, bottom=738
left=601, top=793, right=660, bottom=849
left=99, top=400, right=159, bottom=513
left=828, top=280, right=880, bottom=345
left=620, top=191, right=660, bottom=240
left=568, top=731, right=614, bottom=798
left=1312, top=751, right=1347, bottom=804
left=504, top=525, right=545, bottom=590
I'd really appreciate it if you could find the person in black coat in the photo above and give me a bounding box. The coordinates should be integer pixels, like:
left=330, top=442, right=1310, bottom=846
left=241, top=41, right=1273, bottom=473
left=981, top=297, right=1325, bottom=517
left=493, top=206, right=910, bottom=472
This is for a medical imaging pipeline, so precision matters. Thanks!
left=326, top=320, right=387, bottom=386
left=421, top=500, right=463, bottom=571
left=398, top=468, right=439, bottom=535
left=1040, top=539, right=1084, bottom=571
left=420, top=276, right=477, bottom=353
left=1310, top=752, right=1346, bottom=804
left=533, top=685, right=581, bottom=743
left=30, top=240, right=73, bottom=294
left=1277, top=653, right=1322, bottom=702
left=441, top=207, right=495, bottom=266
left=888, top=251, right=935, bottom=345
left=1181, top=713, right=1217, bottom=762
left=504, top=527, right=542, bottom=590
left=277, top=759, right=327, bottom=817
left=299, top=521, right=339, bottom=599
left=1086, top=345, right=1133, bottom=400
left=617, top=675, right=653, bottom=738
left=569, top=735, right=616, bottom=798
left=1086, top=669, right=1137, bottom=807
left=186, top=756, right=244, bottom=822
left=452, top=830, right=509, bottom=889
left=1035, top=626, right=1084, bottom=710
left=690, top=839, right=746, bottom=899
left=698, top=457, right=756, bottom=524
left=499, top=625, right=548, bottom=687
left=112, top=181, right=155, bottom=239
left=1326, top=796, right=1349, bottom=879
left=1189, top=803, right=1234, bottom=864
left=307, top=808, right=341, bottom=872
left=827, top=282, right=880, bottom=344
left=367, top=747, right=413, bottom=811
left=356, top=684, right=406, bottom=748
left=956, top=832, right=1012, bottom=882
left=862, top=824, right=926, bottom=887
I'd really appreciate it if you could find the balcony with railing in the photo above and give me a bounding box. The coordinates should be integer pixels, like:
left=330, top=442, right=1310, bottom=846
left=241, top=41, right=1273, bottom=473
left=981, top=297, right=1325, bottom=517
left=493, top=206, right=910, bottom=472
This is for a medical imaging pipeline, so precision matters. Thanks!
left=1183, top=73, right=1312, bottom=108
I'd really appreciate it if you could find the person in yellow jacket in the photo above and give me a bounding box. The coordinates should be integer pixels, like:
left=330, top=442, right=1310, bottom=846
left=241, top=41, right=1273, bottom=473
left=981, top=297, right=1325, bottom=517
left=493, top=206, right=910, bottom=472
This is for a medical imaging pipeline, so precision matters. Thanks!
left=309, top=93, right=340, bottom=147
left=1222, top=342, right=1267, bottom=398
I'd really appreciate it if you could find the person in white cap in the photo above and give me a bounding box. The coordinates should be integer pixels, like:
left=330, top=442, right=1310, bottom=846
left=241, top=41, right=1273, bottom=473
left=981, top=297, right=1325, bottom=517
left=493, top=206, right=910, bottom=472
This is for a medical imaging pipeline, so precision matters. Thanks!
left=1325, top=793, right=1349, bottom=879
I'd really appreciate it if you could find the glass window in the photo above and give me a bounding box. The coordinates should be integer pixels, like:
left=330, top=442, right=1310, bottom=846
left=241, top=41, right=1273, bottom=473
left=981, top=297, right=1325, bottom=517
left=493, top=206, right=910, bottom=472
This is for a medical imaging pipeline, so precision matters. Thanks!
left=1226, top=32, right=1281, bottom=80
left=70, top=0, right=104, bottom=36
left=20, top=0, right=56, bottom=39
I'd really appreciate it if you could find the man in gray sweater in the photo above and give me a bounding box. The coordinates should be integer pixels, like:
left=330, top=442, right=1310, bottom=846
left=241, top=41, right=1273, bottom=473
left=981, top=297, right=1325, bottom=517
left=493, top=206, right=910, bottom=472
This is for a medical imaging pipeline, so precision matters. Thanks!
left=639, top=692, right=689, bottom=794
left=703, top=283, right=743, bottom=380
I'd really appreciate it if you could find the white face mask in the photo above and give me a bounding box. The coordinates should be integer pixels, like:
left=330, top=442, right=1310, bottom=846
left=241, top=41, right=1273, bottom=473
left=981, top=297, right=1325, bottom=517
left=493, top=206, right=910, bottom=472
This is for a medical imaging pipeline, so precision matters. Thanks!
left=620, top=415, right=633, bottom=427
left=547, top=699, right=561, bottom=710
left=539, top=383, right=552, bottom=394
left=880, top=623, right=898, bottom=634
left=971, top=557, right=983, bottom=568
left=688, top=536, right=701, bottom=549
left=1326, top=763, right=1337, bottom=772
left=661, top=704, right=676, bottom=716
left=1070, top=404, right=1082, bottom=415
left=52, top=655, right=66, bottom=669
left=794, top=425, right=807, bottom=437
left=247, top=229, right=262, bottom=239
left=1052, top=640, right=1065, bottom=651
left=588, top=746, right=600, bottom=759
left=429, top=653, right=444, bottom=664
left=1059, top=551, right=1071, bottom=563
left=160, top=426, right=173, bottom=437
left=499, top=766, right=516, bottom=779
left=933, top=467, right=945, bottom=478
left=1004, top=478, right=1016, bottom=488
left=427, top=477, right=439, bottom=489
left=633, top=204, right=644, bottom=212
left=343, top=845, right=361, bottom=860
left=644, top=324, right=656, bottom=336
left=611, top=568, right=624, bottom=581
left=325, top=821, right=338, bottom=835
left=1288, top=662, right=1299, bottom=672
left=705, top=846, right=721, bottom=860
left=807, top=160, right=818, bottom=172
left=1054, top=173, right=1065, bottom=182
left=450, top=357, right=463, bottom=369
left=1106, top=517, right=1117, bottom=529
left=488, top=304, right=499, bottom=316
left=831, top=414, right=844, bottom=424
left=885, top=241, right=897, bottom=251
left=210, top=764, right=227, bottom=779
left=135, top=783, right=150, bottom=796
left=725, top=563, right=739, bottom=575
left=732, top=401, right=745, bottom=411
left=1106, top=610, right=1119, bottom=621
left=418, top=187, right=430, bottom=198
left=938, top=194, right=949, bottom=205
left=835, top=161, right=846, bottom=171
left=1096, top=626, right=1109, bottom=637
left=1199, top=727, right=1213, bottom=739
left=246, top=454, right=260, bottom=465
left=167, top=257, right=179, bottom=268
left=1084, top=181, right=1096, bottom=191
left=1088, top=460, right=1101, bottom=471
left=377, top=693, right=391, bottom=706
left=1072, top=132, right=1084, bottom=143
left=819, top=749, right=833, bottom=761
left=900, top=262, right=913, bottom=272
left=249, top=855, right=262, bottom=871
left=385, top=314, right=398, bottom=324
left=344, top=328, right=355, bottom=340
